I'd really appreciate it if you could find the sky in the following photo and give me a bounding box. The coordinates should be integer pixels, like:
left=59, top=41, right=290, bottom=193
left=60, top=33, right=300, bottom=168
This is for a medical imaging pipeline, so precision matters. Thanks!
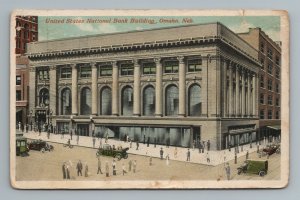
left=38, top=16, right=280, bottom=42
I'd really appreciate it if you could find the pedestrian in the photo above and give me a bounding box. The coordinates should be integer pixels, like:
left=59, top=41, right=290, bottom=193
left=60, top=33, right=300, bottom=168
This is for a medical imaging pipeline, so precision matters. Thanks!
left=187, top=148, right=191, bottom=162
left=105, top=161, right=109, bottom=177
left=18, top=122, right=21, bottom=131
left=160, top=147, right=164, bottom=160
left=84, top=163, right=89, bottom=177
left=133, top=160, right=137, bottom=173
left=76, top=134, right=79, bottom=145
left=234, top=152, right=237, bottom=164
left=129, top=139, right=132, bottom=148
left=105, top=133, right=108, bottom=143
left=38, top=127, right=41, bottom=136
left=246, top=150, right=249, bottom=160
left=136, top=140, right=139, bottom=150
left=206, top=152, right=210, bottom=163
left=66, top=164, right=70, bottom=179
left=223, top=151, right=227, bottom=163
left=76, top=160, right=83, bottom=176
left=174, top=147, right=178, bottom=158
left=112, top=159, right=116, bottom=175
left=202, top=141, right=205, bottom=153
left=47, top=128, right=50, bottom=139
left=154, top=137, right=157, bottom=148
left=225, top=163, right=231, bottom=180
left=62, top=162, right=66, bottom=179
left=147, top=136, right=150, bottom=147
left=61, top=131, right=64, bottom=139
left=92, top=136, right=96, bottom=148
left=143, top=134, right=146, bottom=144
left=97, top=157, right=103, bottom=174
left=126, top=135, right=129, bottom=143
left=70, top=129, right=73, bottom=140
left=99, top=137, right=102, bottom=148
left=128, top=160, right=132, bottom=172
left=122, top=163, right=127, bottom=175
left=207, top=140, right=211, bottom=151
left=166, top=137, right=170, bottom=148
left=166, top=154, right=170, bottom=165
left=241, top=145, right=243, bottom=152
left=198, top=143, right=202, bottom=153
left=257, top=144, right=260, bottom=153
left=237, top=145, right=240, bottom=153
left=192, top=140, right=196, bottom=150
left=149, top=156, right=152, bottom=166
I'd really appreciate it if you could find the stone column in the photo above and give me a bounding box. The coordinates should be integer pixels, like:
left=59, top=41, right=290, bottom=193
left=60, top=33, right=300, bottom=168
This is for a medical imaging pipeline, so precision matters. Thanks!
left=49, top=66, right=57, bottom=115
left=155, top=58, right=163, bottom=117
left=71, top=64, right=78, bottom=115
left=112, top=61, right=119, bottom=116
left=241, top=69, right=245, bottom=117
left=247, top=72, right=251, bottom=117
left=235, top=66, right=239, bottom=117
left=252, top=73, right=257, bottom=117
left=178, top=56, right=186, bottom=117
left=133, top=59, right=141, bottom=116
left=29, top=66, right=36, bottom=113
left=228, top=63, right=233, bottom=117
left=91, top=62, right=98, bottom=116
left=222, top=61, right=227, bottom=117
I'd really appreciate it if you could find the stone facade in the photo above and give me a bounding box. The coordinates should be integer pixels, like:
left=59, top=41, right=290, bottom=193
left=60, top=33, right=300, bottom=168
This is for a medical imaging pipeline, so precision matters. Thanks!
left=26, top=23, right=261, bottom=150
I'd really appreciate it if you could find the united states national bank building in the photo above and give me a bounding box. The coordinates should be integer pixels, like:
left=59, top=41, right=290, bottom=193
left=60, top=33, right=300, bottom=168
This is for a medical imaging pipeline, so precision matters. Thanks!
left=26, top=23, right=261, bottom=150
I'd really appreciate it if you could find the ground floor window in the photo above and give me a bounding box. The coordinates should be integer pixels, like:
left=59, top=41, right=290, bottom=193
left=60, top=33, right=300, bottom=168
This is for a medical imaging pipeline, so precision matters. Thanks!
left=56, top=122, right=70, bottom=134
left=77, top=124, right=90, bottom=136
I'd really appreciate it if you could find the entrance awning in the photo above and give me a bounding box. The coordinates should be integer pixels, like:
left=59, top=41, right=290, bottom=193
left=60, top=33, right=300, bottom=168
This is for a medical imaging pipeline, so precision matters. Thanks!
left=267, top=125, right=281, bottom=131
left=16, top=108, right=23, bottom=113
left=229, top=128, right=256, bottom=135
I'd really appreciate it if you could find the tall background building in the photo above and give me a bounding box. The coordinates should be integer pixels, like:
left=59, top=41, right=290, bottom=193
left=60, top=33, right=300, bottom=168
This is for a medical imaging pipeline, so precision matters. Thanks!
left=15, top=16, right=38, bottom=125
left=239, top=28, right=281, bottom=141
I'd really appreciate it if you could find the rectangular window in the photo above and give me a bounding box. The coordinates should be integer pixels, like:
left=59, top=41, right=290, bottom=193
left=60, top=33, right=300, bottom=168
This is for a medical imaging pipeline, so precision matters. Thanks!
left=276, top=97, right=280, bottom=106
left=260, top=42, right=265, bottom=53
left=80, top=66, right=91, bottom=78
left=99, top=65, right=112, bottom=76
left=120, top=64, right=134, bottom=76
left=275, top=56, right=280, bottom=66
left=260, top=75, right=264, bottom=88
left=260, top=93, right=264, bottom=104
left=276, top=111, right=280, bottom=119
left=164, top=61, right=179, bottom=74
left=268, top=79, right=272, bottom=91
left=260, top=58, right=264, bottom=70
left=267, top=48, right=273, bottom=59
left=275, top=69, right=280, bottom=79
left=38, top=68, right=49, bottom=80
left=267, top=62, right=273, bottom=74
left=16, top=90, right=21, bottom=101
left=276, top=83, right=280, bottom=93
left=268, top=95, right=273, bottom=105
left=187, top=59, right=202, bottom=72
left=16, top=76, right=21, bottom=85
left=60, top=67, right=71, bottom=79
left=260, top=109, right=265, bottom=119
left=142, top=63, right=156, bottom=75
left=268, top=110, right=273, bottom=119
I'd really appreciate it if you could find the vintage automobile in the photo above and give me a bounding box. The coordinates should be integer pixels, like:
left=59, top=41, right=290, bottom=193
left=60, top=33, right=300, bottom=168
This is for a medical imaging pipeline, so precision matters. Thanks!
left=16, top=137, right=29, bottom=156
left=28, top=139, right=54, bottom=153
left=237, top=159, right=268, bottom=177
left=96, top=144, right=129, bottom=160
left=262, top=144, right=280, bottom=156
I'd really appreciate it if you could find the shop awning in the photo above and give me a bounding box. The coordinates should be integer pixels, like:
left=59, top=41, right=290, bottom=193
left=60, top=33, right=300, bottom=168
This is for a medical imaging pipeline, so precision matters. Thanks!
left=16, top=108, right=23, bottom=113
left=267, top=125, right=281, bottom=131
left=229, top=128, right=256, bottom=135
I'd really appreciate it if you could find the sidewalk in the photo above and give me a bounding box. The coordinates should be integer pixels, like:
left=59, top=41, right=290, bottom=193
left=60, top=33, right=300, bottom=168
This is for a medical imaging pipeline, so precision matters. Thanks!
left=21, top=130, right=271, bottom=166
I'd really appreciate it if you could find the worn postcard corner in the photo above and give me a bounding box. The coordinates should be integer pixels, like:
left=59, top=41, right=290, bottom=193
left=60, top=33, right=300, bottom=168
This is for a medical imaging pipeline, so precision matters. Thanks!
left=10, top=9, right=289, bottom=189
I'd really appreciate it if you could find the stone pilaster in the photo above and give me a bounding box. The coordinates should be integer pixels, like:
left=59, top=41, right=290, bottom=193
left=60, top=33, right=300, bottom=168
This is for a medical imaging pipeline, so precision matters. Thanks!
left=71, top=64, right=78, bottom=115
left=247, top=72, right=251, bottom=117
left=228, top=63, right=233, bottom=117
left=49, top=66, right=57, bottom=115
left=91, top=62, right=98, bottom=115
left=133, top=59, right=141, bottom=116
left=222, top=61, right=227, bottom=117
left=112, top=61, right=119, bottom=116
left=241, top=69, right=245, bottom=117
left=252, top=73, right=257, bottom=117
left=235, top=66, right=240, bottom=117
left=178, top=56, right=186, bottom=117
left=155, top=58, right=163, bottom=117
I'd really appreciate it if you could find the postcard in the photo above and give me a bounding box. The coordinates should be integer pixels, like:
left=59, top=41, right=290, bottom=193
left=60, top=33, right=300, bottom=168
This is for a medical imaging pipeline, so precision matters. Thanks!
left=10, top=9, right=289, bottom=189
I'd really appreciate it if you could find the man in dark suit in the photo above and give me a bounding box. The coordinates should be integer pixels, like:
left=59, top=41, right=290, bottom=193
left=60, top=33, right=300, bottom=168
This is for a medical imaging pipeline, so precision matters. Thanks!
left=76, top=160, right=83, bottom=176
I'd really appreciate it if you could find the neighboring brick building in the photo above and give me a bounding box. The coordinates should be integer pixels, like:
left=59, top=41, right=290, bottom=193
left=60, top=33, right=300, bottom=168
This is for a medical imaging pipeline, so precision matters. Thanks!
left=27, top=23, right=261, bottom=150
left=239, top=28, right=281, bottom=141
left=15, top=16, right=38, bottom=55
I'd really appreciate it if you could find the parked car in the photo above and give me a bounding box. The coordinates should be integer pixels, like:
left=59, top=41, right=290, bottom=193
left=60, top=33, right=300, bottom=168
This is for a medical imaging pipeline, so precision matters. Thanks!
left=262, top=144, right=280, bottom=156
left=96, top=144, right=129, bottom=160
left=237, top=159, right=268, bottom=177
left=28, top=140, right=54, bottom=153
left=16, top=137, right=29, bottom=156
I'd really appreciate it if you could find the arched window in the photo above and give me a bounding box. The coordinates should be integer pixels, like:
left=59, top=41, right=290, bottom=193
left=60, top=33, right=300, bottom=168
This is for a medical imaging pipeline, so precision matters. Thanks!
left=80, top=87, right=92, bottom=115
left=39, top=88, right=49, bottom=107
left=100, top=87, right=112, bottom=115
left=188, top=84, right=201, bottom=116
left=121, top=86, right=133, bottom=116
left=165, top=85, right=179, bottom=116
left=143, top=86, right=155, bottom=116
left=61, top=88, right=72, bottom=115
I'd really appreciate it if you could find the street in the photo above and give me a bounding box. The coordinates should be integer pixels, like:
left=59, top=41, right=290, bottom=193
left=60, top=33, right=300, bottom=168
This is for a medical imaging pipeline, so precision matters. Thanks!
left=16, top=140, right=281, bottom=181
